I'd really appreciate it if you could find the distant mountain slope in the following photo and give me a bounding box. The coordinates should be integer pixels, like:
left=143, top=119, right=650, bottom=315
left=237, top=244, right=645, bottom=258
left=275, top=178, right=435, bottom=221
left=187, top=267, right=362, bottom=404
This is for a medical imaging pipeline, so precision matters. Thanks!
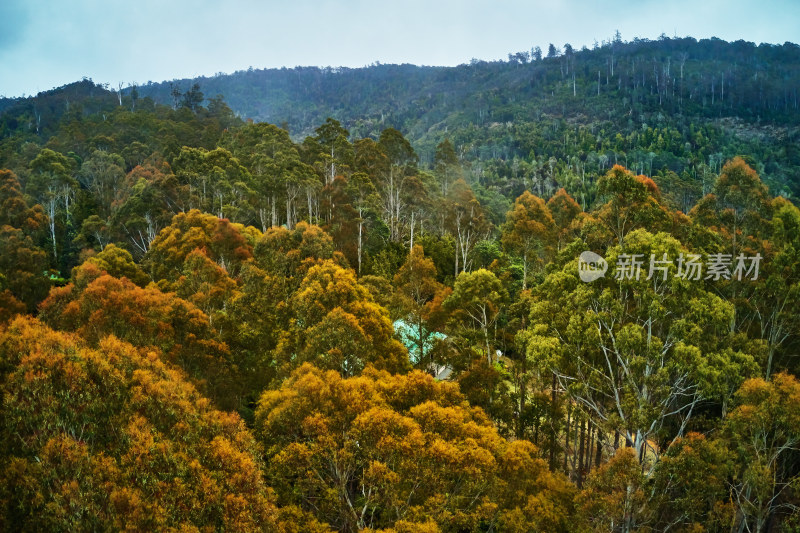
left=132, top=36, right=800, bottom=135
left=0, top=79, right=119, bottom=139
left=2, top=36, right=800, bottom=197
left=127, top=36, right=800, bottom=196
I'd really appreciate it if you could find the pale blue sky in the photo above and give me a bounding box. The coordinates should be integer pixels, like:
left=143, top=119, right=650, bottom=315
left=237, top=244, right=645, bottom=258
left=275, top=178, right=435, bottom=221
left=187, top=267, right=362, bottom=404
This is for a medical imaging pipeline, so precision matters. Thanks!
left=1, top=0, right=798, bottom=97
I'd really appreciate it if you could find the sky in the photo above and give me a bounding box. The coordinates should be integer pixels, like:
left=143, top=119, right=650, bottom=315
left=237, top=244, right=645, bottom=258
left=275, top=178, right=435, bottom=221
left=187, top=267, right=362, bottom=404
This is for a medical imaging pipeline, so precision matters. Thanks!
left=1, top=0, right=798, bottom=98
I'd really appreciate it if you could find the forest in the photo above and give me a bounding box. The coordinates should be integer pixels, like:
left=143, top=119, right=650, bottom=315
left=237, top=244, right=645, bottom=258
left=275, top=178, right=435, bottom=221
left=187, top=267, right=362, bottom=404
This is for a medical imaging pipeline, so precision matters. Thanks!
left=0, top=35, right=799, bottom=533
left=125, top=34, right=800, bottom=201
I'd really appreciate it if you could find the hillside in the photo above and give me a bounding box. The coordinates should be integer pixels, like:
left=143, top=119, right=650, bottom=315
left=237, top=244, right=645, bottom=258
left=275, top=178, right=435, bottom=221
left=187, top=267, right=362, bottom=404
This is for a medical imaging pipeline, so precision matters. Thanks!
left=130, top=36, right=800, bottom=197
left=4, top=36, right=799, bottom=204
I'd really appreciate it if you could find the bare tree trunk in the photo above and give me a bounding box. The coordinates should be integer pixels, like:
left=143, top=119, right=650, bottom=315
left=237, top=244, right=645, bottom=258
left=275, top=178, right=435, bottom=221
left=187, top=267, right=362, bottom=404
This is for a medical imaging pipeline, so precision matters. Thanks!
left=577, top=417, right=586, bottom=488
left=409, top=211, right=415, bottom=249
left=564, top=403, right=571, bottom=473
left=595, top=432, right=603, bottom=468
left=549, top=372, right=557, bottom=470
left=357, top=207, right=363, bottom=275
left=586, top=421, right=595, bottom=474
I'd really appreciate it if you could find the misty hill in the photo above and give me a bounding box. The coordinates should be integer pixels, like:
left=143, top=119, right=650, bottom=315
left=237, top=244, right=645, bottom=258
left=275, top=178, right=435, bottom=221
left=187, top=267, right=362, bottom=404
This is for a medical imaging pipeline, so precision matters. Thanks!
left=134, top=36, right=800, bottom=197
left=2, top=36, right=800, bottom=198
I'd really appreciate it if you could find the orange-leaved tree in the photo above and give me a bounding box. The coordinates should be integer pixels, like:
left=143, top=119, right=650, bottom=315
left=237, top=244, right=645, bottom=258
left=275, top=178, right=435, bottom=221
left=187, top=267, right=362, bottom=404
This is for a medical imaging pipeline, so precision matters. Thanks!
left=255, top=363, right=575, bottom=532
left=143, top=209, right=257, bottom=284
left=277, top=260, right=409, bottom=377
left=0, top=317, right=327, bottom=532
left=39, top=261, right=233, bottom=406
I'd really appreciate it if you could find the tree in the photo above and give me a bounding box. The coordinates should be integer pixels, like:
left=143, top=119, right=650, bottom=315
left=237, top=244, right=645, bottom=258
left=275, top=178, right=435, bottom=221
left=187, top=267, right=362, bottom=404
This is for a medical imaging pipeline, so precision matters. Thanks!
left=278, top=260, right=409, bottom=377
left=143, top=209, right=256, bottom=284
left=255, top=363, right=575, bottom=532
left=750, top=200, right=800, bottom=379
left=253, top=221, right=343, bottom=300
left=713, top=156, right=772, bottom=252
left=433, top=138, right=461, bottom=196
left=528, top=229, right=758, bottom=467
left=82, top=243, right=149, bottom=286
left=0, top=226, right=49, bottom=312
left=0, top=317, right=313, bottom=532
left=180, top=82, right=204, bottom=112
left=174, top=248, right=239, bottom=326
left=113, top=163, right=181, bottom=255
left=502, top=191, right=555, bottom=289
left=0, top=169, right=47, bottom=233
left=39, top=262, right=232, bottom=405
left=77, top=150, right=125, bottom=219
left=28, top=148, right=78, bottom=264
left=724, top=374, right=800, bottom=532
left=446, top=179, right=491, bottom=276
left=172, top=147, right=253, bottom=221
left=392, top=245, right=448, bottom=368
left=223, top=122, right=303, bottom=230
left=547, top=188, right=583, bottom=250
left=648, top=433, right=734, bottom=531
left=308, top=117, right=353, bottom=187
left=692, top=160, right=794, bottom=380
left=344, top=172, right=380, bottom=274
left=576, top=449, right=648, bottom=532
left=0, top=169, right=50, bottom=312
left=377, top=128, right=418, bottom=242
left=595, top=165, right=669, bottom=246
left=444, top=268, right=508, bottom=364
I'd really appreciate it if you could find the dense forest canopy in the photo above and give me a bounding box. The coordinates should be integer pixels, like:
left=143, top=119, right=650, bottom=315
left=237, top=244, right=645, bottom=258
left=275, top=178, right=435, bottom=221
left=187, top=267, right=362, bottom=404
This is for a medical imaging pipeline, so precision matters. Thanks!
left=0, top=34, right=799, bottom=532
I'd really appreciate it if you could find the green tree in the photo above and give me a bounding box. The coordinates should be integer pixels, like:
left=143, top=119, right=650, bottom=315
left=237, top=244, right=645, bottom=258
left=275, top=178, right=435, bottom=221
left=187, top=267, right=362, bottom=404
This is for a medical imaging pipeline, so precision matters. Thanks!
left=445, top=179, right=491, bottom=276
left=595, top=165, right=669, bottom=246
left=28, top=148, right=79, bottom=264
left=433, top=138, right=462, bottom=196
left=344, top=171, right=380, bottom=274
left=724, top=374, right=800, bottom=533
left=377, top=128, right=418, bottom=242
left=82, top=243, right=149, bottom=286
left=77, top=150, right=125, bottom=219
left=528, top=229, right=758, bottom=467
left=444, top=268, right=508, bottom=364
left=172, top=147, right=253, bottom=221
left=392, top=245, right=448, bottom=367
left=278, top=260, right=409, bottom=377
left=502, top=191, right=555, bottom=289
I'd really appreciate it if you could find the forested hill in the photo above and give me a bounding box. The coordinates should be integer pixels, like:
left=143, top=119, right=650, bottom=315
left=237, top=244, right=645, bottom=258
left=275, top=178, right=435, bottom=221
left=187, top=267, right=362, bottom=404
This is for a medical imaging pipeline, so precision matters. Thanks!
left=2, top=36, right=800, bottom=199
left=109, top=36, right=800, bottom=198
left=135, top=36, right=800, bottom=134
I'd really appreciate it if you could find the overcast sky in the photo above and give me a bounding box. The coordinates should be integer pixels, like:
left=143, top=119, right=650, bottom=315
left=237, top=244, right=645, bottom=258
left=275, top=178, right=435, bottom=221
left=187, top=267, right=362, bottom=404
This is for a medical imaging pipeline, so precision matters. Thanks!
left=1, top=0, right=798, bottom=98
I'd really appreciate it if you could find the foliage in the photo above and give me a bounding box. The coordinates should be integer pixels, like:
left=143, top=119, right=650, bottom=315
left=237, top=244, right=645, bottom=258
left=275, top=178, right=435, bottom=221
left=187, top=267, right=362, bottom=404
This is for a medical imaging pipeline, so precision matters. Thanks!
left=0, top=317, right=318, bottom=532
left=255, top=363, right=575, bottom=532
left=0, top=56, right=798, bottom=530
